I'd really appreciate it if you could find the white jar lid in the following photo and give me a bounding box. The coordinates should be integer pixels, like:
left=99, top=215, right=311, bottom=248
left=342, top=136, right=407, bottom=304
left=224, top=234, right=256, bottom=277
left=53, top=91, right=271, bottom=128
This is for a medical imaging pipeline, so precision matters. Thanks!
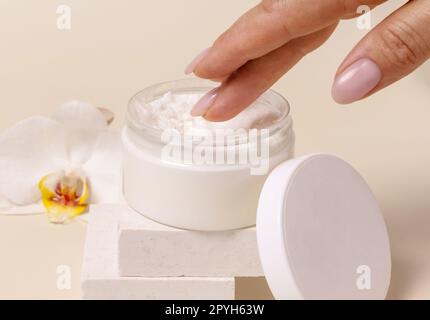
left=256, top=154, right=391, bottom=299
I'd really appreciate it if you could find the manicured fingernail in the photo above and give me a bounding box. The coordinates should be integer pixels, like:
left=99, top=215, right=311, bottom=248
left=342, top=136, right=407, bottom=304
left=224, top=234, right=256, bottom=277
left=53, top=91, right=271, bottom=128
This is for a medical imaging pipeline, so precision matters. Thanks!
left=191, top=88, right=219, bottom=117
left=332, top=58, right=382, bottom=104
left=185, top=47, right=211, bottom=75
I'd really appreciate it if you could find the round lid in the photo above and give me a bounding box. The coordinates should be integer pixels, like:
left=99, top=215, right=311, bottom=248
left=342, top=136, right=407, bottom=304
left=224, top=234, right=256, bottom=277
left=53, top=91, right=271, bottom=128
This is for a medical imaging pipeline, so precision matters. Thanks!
left=256, top=154, right=391, bottom=300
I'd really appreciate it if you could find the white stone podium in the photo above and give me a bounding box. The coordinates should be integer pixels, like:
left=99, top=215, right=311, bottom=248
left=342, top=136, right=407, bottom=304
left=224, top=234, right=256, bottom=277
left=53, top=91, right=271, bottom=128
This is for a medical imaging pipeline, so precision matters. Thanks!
left=81, top=204, right=268, bottom=300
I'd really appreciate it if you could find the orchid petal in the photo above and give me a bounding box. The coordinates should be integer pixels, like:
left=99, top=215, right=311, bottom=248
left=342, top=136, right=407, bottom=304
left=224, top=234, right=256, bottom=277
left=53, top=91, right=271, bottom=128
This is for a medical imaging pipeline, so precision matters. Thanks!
left=0, top=117, right=68, bottom=205
left=0, top=194, right=10, bottom=210
left=51, top=101, right=108, bottom=166
left=83, top=131, right=123, bottom=204
left=76, top=213, right=89, bottom=223
left=0, top=201, right=44, bottom=215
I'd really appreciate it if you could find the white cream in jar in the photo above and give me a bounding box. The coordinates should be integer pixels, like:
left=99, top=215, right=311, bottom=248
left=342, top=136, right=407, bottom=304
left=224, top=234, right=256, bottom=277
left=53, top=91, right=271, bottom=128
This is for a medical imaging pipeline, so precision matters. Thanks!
left=122, top=79, right=294, bottom=230
left=121, top=79, right=392, bottom=298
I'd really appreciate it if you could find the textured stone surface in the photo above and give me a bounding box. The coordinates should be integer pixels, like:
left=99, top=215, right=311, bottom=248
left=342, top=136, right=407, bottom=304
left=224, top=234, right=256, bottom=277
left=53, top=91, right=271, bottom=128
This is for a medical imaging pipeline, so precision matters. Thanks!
left=81, top=204, right=235, bottom=300
left=118, top=205, right=263, bottom=277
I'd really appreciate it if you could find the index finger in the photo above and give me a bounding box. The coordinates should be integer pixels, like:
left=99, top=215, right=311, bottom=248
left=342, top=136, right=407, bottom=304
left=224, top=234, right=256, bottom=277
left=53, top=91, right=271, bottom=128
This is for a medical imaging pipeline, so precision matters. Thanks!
left=192, top=0, right=386, bottom=79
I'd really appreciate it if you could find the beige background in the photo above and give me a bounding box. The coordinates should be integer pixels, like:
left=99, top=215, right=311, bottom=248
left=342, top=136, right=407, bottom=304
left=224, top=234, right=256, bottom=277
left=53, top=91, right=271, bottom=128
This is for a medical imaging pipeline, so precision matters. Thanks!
left=0, top=0, right=430, bottom=299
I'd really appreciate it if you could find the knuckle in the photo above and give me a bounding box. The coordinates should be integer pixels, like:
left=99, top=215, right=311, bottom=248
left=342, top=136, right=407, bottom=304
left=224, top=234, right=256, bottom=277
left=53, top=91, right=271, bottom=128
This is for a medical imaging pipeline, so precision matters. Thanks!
left=215, top=29, right=248, bottom=60
left=339, top=0, right=358, bottom=16
left=380, top=20, right=429, bottom=70
left=260, top=0, right=293, bottom=38
left=261, top=0, right=288, bottom=13
left=334, top=0, right=365, bottom=18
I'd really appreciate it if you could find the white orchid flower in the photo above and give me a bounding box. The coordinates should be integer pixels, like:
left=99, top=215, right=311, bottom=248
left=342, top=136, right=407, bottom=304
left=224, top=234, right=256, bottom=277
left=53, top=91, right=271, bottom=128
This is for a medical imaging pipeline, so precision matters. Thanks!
left=0, top=101, right=122, bottom=223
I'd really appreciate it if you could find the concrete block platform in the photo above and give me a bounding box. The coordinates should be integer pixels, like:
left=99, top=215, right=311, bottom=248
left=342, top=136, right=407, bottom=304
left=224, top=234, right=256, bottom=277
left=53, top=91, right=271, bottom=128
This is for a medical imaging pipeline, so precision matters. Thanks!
left=117, top=205, right=263, bottom=277
left=81, top=205, right=235, bottom=300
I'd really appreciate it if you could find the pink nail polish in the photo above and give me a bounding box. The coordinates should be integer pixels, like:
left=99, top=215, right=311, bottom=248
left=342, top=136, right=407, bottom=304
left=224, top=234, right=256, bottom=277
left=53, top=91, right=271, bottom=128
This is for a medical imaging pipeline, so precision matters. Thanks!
left=332, top=58, right=382, bottom=104
left=190, top=88, right=219, bottom=117
left=185, top=48, right=211, bottom=75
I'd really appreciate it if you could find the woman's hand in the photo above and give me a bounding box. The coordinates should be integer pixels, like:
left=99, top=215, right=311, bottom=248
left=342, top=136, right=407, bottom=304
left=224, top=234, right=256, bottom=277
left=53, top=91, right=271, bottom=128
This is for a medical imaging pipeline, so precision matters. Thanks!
left=186, top=0, right=430, bottom=121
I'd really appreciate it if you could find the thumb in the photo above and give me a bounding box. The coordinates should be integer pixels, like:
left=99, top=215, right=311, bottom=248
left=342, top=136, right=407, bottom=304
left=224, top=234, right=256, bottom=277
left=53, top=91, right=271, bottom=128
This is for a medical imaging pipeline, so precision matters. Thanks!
left=332, top=0, right=430, bottom=104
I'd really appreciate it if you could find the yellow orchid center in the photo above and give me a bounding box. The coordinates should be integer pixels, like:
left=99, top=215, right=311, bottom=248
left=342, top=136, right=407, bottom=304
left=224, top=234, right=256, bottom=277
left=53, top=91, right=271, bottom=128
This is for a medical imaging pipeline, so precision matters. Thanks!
left=38, top=171, right=90, bottom=223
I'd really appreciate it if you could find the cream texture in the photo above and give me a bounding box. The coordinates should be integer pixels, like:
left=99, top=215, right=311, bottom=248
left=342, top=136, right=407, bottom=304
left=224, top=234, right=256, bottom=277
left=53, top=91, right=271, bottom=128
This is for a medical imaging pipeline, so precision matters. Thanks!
left=123, top=89, right=294, bottom=231
left=134, top=91, right=282, bottom=133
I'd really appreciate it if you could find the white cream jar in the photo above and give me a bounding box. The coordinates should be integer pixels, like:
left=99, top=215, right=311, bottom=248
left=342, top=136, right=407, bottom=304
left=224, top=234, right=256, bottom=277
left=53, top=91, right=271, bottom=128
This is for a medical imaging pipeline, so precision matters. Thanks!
left=121, top=79, right=392, bottom=298
left=122, top=78, right=294, bottom=231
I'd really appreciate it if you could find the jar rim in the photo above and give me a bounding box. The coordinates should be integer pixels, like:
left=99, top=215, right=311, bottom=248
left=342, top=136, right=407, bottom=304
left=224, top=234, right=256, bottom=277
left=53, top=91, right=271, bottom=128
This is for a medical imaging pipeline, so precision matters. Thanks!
left=126, top=78, right=291, bottom=142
